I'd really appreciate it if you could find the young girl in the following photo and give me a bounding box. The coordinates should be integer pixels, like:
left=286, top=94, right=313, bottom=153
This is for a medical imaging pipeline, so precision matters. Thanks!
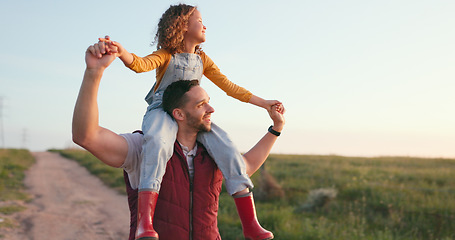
left=99, top=4, right=281, bottom=240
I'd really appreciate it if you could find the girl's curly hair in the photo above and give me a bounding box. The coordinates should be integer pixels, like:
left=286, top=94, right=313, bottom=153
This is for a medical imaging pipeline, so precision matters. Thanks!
left=154, top=4, right=202, bottom=55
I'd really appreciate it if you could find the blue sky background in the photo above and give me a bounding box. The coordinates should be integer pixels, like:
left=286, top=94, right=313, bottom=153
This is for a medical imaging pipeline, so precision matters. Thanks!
left=1, top=0, right=454, bottom=157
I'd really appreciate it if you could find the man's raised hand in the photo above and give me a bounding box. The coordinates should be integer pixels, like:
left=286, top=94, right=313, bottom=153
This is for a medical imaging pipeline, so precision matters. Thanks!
left=85, top=43, right=116, bottom=70
left=269, top=103, right=285, bottom=132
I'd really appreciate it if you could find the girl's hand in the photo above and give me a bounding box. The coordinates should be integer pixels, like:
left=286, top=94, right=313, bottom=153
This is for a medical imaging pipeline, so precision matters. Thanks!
left=263, top=100, right=284, bottom=113
left=274, top=102, right=285, bottom=114
left=98, top=35, right=125, bottom=58
left=248, top=95, right=284, bottom=114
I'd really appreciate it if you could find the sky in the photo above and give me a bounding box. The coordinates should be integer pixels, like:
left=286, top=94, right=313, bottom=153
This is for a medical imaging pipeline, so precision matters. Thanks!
left=1, top=0, right=454, bottom=158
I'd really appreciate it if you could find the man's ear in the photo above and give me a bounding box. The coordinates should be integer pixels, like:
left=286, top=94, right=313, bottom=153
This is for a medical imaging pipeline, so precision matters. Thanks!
left=173, top=108, right=185, bottom=121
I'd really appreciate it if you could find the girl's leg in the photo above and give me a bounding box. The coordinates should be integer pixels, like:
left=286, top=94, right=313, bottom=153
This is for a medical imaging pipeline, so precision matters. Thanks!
left=136, top=108, right=178, bottom=240
left=234, top=192, right=274, bottom=240
left=197, top=122, right=253, bottom=194
left=197, top=122, right=273, bottom=240
left=139, top=108, right=178, bottom=191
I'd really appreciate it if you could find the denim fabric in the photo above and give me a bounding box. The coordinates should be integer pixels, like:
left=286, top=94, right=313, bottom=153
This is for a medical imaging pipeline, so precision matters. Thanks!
left=139, top=53, right=253, bottom=194
left=197, top=123, right=254, bottom=194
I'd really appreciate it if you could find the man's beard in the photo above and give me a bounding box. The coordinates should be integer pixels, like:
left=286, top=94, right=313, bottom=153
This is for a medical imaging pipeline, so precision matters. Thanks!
left=185, top=111, right=211, bottom=132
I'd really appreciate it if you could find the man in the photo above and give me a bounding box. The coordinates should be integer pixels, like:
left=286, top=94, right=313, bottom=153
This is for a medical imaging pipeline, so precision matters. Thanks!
left=72, top=42, right=285, bottom=240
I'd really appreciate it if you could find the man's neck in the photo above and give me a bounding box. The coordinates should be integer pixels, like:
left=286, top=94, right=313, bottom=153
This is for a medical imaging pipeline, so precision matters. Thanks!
left=176, top=126, right=198, bottom=150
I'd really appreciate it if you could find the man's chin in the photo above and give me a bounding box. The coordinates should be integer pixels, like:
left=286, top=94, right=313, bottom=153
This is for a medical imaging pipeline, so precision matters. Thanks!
left=199, top=124, right=211, bottom=132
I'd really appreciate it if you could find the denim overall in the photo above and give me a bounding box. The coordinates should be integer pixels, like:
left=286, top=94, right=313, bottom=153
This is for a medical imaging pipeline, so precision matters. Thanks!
left=139, top=53, right=254, bottom=195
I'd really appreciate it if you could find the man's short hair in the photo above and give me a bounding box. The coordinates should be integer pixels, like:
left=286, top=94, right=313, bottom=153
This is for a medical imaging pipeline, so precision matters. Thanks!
left=162, top=80, right=200, bottom=117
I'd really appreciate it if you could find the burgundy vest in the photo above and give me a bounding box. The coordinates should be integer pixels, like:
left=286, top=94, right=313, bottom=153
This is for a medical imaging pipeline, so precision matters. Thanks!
left=124, top=141, right=223, bottom=240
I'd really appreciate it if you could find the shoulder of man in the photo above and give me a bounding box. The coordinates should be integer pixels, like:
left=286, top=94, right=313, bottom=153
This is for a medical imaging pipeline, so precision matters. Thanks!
left=119, top=131, right=144, bottom=163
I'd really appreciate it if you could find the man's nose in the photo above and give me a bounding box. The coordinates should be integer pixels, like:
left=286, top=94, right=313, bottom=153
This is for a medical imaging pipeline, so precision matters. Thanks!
left=207, top=104, right=214, bottom=113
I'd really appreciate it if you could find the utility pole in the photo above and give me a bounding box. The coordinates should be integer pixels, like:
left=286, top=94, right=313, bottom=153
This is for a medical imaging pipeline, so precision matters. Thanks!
left=0, top=96, right=4, bottom=149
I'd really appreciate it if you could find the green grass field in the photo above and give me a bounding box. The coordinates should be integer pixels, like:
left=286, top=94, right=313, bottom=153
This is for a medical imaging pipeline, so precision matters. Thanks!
left=0, top=149, right=34, bottom=201
left=0, top=149, right=35, bottom=229
left=54, top=149, right=455, bottom=240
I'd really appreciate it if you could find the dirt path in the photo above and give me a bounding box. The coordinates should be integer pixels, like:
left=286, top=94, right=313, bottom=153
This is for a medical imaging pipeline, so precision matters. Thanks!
left=1, top=152, right=130, bottom=240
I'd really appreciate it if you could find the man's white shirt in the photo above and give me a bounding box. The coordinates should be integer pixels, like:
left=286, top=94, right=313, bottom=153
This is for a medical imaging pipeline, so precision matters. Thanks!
left=119, top=132, right=197, bottom=189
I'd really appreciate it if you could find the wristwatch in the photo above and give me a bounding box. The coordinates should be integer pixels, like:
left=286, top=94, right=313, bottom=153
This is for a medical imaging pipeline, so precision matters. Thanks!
left=268, top=125, right=281, bottom=136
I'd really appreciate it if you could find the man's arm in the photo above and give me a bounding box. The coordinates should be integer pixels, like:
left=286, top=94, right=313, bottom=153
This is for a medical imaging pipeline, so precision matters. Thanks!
left=242, top=104, right=285, bottom=176
left=72, top=43, right=129, bottom=167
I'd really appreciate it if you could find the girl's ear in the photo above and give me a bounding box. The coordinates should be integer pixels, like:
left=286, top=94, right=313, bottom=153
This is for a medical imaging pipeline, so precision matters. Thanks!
left=182, top=20, right=189, bottom=32
left=173, top=108, right=185, bottom=121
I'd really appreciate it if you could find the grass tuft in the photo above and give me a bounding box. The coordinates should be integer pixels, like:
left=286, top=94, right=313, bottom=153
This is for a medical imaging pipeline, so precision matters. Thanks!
left=296, top=187, right=338, bottom=212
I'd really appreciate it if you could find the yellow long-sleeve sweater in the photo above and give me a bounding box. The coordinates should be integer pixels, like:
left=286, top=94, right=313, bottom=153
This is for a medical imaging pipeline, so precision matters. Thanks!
left=127, top=49, right=253, bottom=103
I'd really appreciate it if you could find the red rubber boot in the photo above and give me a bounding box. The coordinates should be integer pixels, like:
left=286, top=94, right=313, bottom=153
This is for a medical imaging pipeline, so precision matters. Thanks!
left=234, top=192, right=274, bottom=240
left=135, top=191, right=159, bottom=240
